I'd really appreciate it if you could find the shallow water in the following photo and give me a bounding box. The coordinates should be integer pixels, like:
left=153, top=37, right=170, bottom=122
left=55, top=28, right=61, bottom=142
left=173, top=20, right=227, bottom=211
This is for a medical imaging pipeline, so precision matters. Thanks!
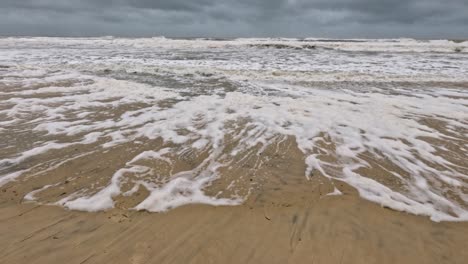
left=0, top=37, right=467, bottom=221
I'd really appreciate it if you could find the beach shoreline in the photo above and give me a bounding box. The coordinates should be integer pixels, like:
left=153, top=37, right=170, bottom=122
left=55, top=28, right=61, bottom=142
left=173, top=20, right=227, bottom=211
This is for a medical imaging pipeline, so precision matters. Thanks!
left=1, top=37, right=468, bottom=263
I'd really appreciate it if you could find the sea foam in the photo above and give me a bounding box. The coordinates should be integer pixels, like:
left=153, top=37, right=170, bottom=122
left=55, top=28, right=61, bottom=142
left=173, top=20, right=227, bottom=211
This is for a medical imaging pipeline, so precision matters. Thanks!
left=0, top=37, right=467, bottom=221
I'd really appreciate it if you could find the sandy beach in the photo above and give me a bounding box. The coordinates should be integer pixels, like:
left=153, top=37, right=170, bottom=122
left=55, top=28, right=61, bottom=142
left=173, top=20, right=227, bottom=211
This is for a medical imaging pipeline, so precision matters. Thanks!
left=1, top=135, right=468, bottom=263
left=1, top=37, right=468, bottom=263
left=2, top=186, right=468, bottom=263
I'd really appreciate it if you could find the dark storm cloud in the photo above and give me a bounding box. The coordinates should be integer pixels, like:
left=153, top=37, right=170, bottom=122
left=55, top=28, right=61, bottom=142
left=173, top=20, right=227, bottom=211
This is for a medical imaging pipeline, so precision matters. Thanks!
left=128, top=0, right=216, bottom=12
left=0, top=0, right=467, bottom=38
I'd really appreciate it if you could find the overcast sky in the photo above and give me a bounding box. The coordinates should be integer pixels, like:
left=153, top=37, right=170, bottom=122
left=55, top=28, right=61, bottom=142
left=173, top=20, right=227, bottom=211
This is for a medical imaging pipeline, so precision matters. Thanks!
left=0, top=0, right=467, bottom=39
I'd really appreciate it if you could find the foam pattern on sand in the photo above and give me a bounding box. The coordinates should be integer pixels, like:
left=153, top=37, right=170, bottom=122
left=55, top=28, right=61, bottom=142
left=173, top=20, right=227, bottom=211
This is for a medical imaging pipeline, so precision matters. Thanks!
left=1, top=37, right=467, bottom=221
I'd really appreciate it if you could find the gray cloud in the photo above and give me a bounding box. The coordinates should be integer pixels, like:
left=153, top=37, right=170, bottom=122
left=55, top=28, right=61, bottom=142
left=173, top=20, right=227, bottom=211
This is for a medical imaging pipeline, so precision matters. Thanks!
left=0, top=0, right=467, bottom=38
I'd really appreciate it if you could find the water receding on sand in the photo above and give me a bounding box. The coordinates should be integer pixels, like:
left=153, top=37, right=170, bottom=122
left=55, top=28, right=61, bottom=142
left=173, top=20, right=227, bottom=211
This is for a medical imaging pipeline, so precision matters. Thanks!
left=0, top=37, right=467, bottom=221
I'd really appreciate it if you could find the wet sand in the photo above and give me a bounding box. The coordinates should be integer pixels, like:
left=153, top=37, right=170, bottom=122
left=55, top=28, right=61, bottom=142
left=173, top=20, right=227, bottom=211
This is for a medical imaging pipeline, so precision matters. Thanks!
left=1, top=141, right=468, bottom=264
left=2, top=188, right=468, bottom=264
left=1, top=95, right=467, bottom=263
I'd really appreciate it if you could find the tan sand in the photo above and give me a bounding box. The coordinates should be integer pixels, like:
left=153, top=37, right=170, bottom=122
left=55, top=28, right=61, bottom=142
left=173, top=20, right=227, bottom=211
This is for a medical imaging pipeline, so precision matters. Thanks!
left=1, top=188, right=468, bottom=264
left=1, top=81, right=468, bottom=263
left=1, top=140, right=468, bottom=264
